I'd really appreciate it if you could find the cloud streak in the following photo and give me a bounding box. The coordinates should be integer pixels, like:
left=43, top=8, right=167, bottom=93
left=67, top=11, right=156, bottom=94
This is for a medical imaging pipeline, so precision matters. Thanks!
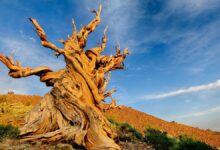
left=175, top=105, right=220, bottom=119
left=0, top=34, right=65, bottom=95
left=76, top=0, right=141, bottom=54
left=169, top=0, right=220, bottom=14
left=141, top=80, right=220, bottom=100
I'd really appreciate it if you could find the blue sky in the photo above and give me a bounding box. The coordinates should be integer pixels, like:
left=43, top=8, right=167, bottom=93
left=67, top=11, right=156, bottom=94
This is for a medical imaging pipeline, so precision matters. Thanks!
left=0, top=0, right=220, bottom=131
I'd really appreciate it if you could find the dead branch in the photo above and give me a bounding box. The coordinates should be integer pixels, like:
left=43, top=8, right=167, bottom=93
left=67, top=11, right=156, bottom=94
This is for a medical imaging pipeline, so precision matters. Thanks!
left=77, top=5, right=102, bottom=48
left=0, top=54, right=58, bottom=86
left=29, top=18, right=65, bottom=56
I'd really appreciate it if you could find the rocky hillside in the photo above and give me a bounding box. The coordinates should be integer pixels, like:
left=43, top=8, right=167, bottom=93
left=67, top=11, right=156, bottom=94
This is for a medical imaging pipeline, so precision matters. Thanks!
left=104, top=106, right=220, bottom=148
left=0, top=94, right=220, bottom=148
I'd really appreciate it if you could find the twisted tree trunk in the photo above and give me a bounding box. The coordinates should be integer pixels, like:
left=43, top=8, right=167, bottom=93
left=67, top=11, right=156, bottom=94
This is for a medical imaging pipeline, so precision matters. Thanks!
left=0, top=5, right=128, bottom=150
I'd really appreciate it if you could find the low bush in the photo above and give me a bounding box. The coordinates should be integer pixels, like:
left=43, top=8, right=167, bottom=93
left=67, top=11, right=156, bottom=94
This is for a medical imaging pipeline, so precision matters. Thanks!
left=108, top=116, right=119, bottom=126
left=144, top=129, right=216, bottom=150
left=117, top=123, right=143, bottom=142
left=144, top=128, right=176, bottom=150
left=175, top=135, right=216, bottom=150
left=108, top=119, right=216, bottom=150
left=0, top=124, right=20, bottom=141
left=0, top=95, right=7, bottom=103
left=107, top=118, right=143, bottom=142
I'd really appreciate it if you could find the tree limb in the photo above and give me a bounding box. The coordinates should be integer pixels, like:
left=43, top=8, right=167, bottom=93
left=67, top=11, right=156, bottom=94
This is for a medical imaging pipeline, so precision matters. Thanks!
left=29, top=18, right=65, bottom=56
left=71, top=19, right=77, bottom=39
left=104, top=88, right=116, bottom=98
left=77, top=5, right=102, bottom=49
left=101, top=72, right=111, bottom=92
left=0, top=53, right=52, bottom=78
left=83, top=26, right=108, bottom=75
left=97, top=48, right=129, bottom=73
left=40, top=69, right=65, bottom=86
left=88, top=26, right=108, bottom=55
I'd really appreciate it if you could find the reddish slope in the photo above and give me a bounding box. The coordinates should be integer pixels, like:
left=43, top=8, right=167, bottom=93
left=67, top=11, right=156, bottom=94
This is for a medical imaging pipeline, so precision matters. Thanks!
left=0, top=94, right=41, bottom=106
left=104, top=107, right=220, bottom=148
left=0, top=94, right=220, bottom=147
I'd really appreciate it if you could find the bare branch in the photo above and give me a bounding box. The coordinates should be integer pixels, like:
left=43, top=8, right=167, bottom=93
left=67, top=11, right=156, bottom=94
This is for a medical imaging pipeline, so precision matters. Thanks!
left=102, top=72, right=111, bottom=91
left=58, top=39, right=65, bottom=44
left=9, top=50, right=15, bottom=65
left=29, top=18, right=64, bottom=56
left=115, top=44, right=121, bottom=55
left=104, top=88, right=116, bottom=98
left=63, top=18, right=80, bottom=51
left=0, top=53, right=52, bottom=78
left=100, top=26, right=108, bottom=52
left=88, top=26, right=108, bottom=55
left=107, top=48, right=129, bottom=71
left=40, top=69, right=65, bottom=86
left=71, top=19, right=77, bottom=39
left=77, top=5, right=102, bottom=48
left=95, top=47, right=129, bottom=75
left=0, top=54, right=20, bottom=71
left=83, top=26, right=108, bottom=73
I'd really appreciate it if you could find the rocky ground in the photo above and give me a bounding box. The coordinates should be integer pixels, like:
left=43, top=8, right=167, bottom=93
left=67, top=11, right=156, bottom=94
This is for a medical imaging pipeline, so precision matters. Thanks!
left=0, top=94, right=220, bottom=148
left=0, top=140, right=154, bottom=150
left=118, top=141, right=154, bottom=150
left=0, top=141, right=76, bottom=150
left=104, top=106, right=220, bottom=148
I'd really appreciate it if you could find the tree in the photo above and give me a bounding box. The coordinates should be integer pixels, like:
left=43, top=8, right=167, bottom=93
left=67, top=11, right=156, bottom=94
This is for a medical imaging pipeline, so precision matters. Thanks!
left=0, top=5, right=128, bottom=150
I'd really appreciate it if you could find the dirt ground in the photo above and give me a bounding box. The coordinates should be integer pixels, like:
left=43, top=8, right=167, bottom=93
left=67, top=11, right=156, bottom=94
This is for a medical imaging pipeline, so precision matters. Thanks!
left=0, top=94, right=220, bottom=148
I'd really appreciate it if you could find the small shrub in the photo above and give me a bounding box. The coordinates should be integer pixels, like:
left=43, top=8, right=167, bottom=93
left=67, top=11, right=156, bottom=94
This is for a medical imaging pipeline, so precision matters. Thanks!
left=176, top=135, right=216, bottom=150
left=206, top=129, right=212, bottom=132
left=0, top=95, right=7, bottom=103
left=144, top=128, right=176, bottom=150
left=145, top=124, right=161, bottom=131
left=116, top=123, right=143, bottom=142
left=7, top=91, right=14, bottom=95
left=107, top=118, right=143, bottom=142
left=107, top=116, right=119, bottom=126
left=24, top=101, right=32, bottom=106
left=0, top=124, right=20, bottom=141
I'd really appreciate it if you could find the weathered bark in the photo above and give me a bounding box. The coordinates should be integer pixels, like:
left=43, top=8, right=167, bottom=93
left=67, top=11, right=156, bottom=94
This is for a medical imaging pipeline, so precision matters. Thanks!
left=99, top=99, right=124, bottom=111
left=0, top=5, right=128, bottom=150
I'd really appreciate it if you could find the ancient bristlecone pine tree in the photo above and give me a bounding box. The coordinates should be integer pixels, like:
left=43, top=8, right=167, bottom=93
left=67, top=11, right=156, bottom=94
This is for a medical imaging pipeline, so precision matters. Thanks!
left=0, top=6, right=128, bottom=150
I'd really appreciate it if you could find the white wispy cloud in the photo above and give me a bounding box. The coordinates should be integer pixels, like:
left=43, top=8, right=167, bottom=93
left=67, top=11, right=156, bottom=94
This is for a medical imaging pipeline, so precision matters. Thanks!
left=77, top=0, right=141, bottom=53
left=125, top=1, right=220, bottom=72
left=0, top=37, right=65, bottom=70
left=0, top=34, right=65, bottom=95
left=168, top=19, right=220, bottom=73
left=0, top=70, right=29, bottom=94
left=168, top=0, right=220, bottom=15
left=175, top=105, right=220, bottom=119
left=141, top=80, right=220, bottom=100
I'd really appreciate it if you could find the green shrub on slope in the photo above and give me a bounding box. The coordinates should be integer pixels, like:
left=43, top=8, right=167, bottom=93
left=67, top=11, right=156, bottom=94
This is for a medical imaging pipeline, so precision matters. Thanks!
left=176, top=135, right=216, bottom=150
left=144, top=128, right=176, bottom=150
left=117, top=122, right=143, bottom=142
left=0, top=124, right=20, bottom=141
left=108, top=117, right=143, bottom=142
